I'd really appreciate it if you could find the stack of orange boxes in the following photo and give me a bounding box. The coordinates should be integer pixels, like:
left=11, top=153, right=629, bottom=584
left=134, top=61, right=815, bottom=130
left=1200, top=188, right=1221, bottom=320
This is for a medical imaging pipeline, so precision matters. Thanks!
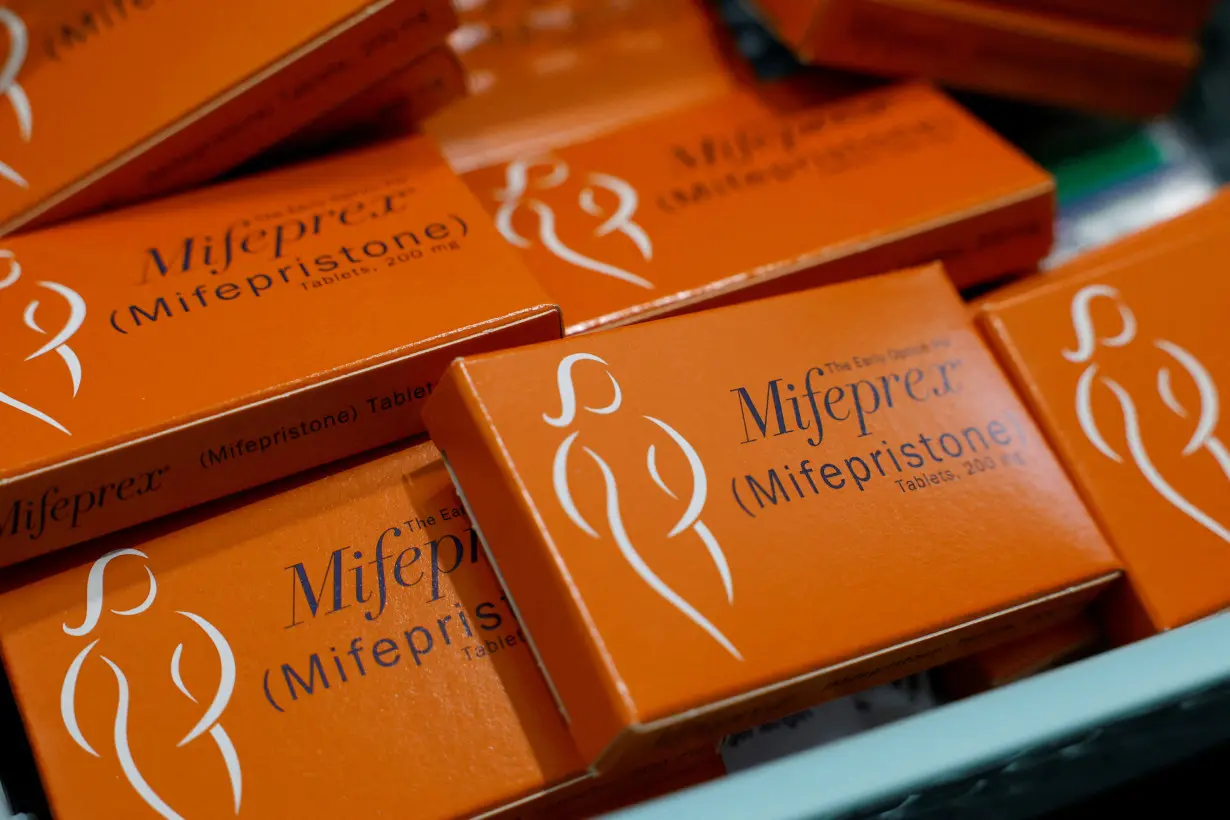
left=0, top=1, right=1221, bottom=818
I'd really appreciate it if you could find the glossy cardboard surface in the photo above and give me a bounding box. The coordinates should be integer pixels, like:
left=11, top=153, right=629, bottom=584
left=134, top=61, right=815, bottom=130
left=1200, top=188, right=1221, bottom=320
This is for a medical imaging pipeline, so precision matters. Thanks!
left=0, top=0, right=455, bottom=232
left=427, top=0, right=743, bottom=172
left=425, top=263, right=1119, bottom=766
left=0, top=135, right=559, bottom=564
left=977, top=188, right=1230, bottom=633
left=463, top=82, right=1053, bottom=334
left=754, top=0, right=1197, bottom=117
left=0, top=442, right=588, bottom=819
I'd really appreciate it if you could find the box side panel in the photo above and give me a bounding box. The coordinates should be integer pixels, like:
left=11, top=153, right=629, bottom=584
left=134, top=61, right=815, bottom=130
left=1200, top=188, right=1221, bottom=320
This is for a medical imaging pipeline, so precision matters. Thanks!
left=0, top=310, right=557, bottom=565
left=805, top=0, right=1196, bottom=118
left=321, top=44, right=467, bottom=134
left=968, top=0, right=1216, bottom=37
left=275, top=44, right=467, bottom=162
left=937, top=611, right=1101, bottom=696
left=389, top=47, right=468, bottom=125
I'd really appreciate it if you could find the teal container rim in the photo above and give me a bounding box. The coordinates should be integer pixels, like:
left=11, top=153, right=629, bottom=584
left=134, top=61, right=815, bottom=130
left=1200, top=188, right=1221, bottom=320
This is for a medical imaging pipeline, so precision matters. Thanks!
left=606, top=612, right=1230, bottom=820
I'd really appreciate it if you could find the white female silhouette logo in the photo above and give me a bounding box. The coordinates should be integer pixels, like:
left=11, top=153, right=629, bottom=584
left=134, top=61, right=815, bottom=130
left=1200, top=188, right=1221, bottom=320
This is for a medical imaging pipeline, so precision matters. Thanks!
left=1065, top=284, right=1229, bottom=542
left=0, top=7, right=32, bottom=189
left=60, top=548, right=242, bottom=819
left=494, top=157, right=655, bottom=289
left=544, top=353, right=741, bottom=659
left=0, top=249, right=85, bottom=434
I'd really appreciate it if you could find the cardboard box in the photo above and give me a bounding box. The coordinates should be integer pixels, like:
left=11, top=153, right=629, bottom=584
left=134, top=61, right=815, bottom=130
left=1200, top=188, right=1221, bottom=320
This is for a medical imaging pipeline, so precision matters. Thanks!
left=0, top=0, right=457, bottom=235
left=0, top=441, right=595, bottom=819
left=426, top=0, right=744, bottom=172
left=423, top=262, right=1121, bottom=771
left=521, top=746, right=727, bottom=818
left=969, top=0, right=1217, bottom=38
left=0, top=134, right=559, bottom=567
left=258, top=44, right=468, bottom=168
left=0, top=440, right=726, bottom=819
left=936, top=613, right=1100, bottom=696
left=975, top=188, right=1230, bottom=640
left=752, top=0, right=1198, bottom=118
left=462, top=81, right=1054, bottom=335
left=321, top=44, right=468, bottom=134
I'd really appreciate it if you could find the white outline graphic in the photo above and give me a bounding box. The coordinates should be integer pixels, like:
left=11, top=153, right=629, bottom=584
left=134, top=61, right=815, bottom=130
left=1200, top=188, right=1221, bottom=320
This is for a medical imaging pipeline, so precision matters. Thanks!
left=0, top=249, right=86, bottom=435
left=545, top=353, right=741, bottom=659
left=494, top=157, right=655, bottom=289
left=60, top=548, right=241, bottom=818
left=1065, top=284, right=1228, bottom=542
left=0, top=8, right=31, bottom=189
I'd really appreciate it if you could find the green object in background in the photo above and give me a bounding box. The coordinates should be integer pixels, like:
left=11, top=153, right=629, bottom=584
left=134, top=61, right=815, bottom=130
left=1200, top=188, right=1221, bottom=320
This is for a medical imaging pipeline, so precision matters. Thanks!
left=1046, top=130, right=1166, bottom=206
left=952, top=92, right=1174, bottom=208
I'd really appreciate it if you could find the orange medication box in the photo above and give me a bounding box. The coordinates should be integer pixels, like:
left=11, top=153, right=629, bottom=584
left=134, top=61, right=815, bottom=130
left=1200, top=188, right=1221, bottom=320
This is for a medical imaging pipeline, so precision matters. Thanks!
left=752, top=0, right=1198, bottom=118
left=0, top=135, right=559, bottom=567
left=323, top=44, right=468, bottom=135
left=971, top=0, right=1218, bottom=37
left=428, top=0, right=743, bottom=172
left=423, top=263, right=1121, bottom=770
left=976, top=189, right=1230, bottom=640
left=0, top=442, right=595, bottom=819
left=462, top=82, right=1054, bottom=335
left=0, top=0, right=456, bottom=234
left=269, top=45, right=469, bottom=164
